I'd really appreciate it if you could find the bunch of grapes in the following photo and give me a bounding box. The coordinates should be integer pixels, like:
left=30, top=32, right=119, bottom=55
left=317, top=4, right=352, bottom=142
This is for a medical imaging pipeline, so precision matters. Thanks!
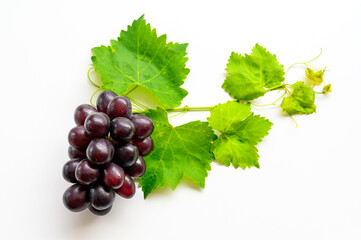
left=62, top=91, right=154, bottom=216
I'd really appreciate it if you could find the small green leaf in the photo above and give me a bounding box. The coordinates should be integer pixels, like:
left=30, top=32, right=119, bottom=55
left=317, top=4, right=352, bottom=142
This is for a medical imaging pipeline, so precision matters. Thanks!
left=323, top=83, right=332, bottom=94
left=91, top=15, right=189, bottom=108
left=212, top=135, right=260, bottom=169
left=222, top=43, right=285, bottom=100
left=305, top=67, right=325, bottom=86
left=233, top=114, right=273, bottom=145
left=208, top=101, right=272, bottom=169
left=139, top=108, right=216, bottom=198
left=207, top=101, right=251, bottom=134
left=281, top=81, right=316, bottom=115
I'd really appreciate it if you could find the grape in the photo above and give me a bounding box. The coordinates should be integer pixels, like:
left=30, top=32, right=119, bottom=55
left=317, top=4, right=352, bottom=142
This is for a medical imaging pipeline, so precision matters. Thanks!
left=103, top=162, right=125, bottom=189
left=65, top=93, right=154, bottom=215
left=62, top=159, right=81, bottom=183
left=68, top=126, right=93, bottom=151
left=68, top=146, right=86, bottom=160
left=130, top=115, right=154, bottom=139
left=74, top=104, right=98, bottom=126
left=84, top=112, right=110, bottom=137
left=96, top=90, right=117, bottom=113
left=89, top=185, right=115, bottom=210
left=88, top=205, right=112, bottom=216
left=63, top=184, right=89, bottom=212
left=86, top=138, right=114, bottom=165
left=110, top=117, right=135, bottom=141
left=113, top=143, right=139, bottom=167
left=131, top=137, right=154, bottom=156
left=107, top=96, right=132, bottom=120
left=115, top=174, right=135, bottom=199
left=75, top=159, right=100, bottom=185
left=124, top=156, right=146, bottom=178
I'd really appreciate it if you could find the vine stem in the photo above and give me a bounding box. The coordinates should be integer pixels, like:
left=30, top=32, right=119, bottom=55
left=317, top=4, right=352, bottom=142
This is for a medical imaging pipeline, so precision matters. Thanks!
left=90, top=88, right=101, bottom=107
left=284, top=48, right=323, bottom=78
left=133, top=105, right=215, bottom=114
left=87, top=67, right=101, bottom=88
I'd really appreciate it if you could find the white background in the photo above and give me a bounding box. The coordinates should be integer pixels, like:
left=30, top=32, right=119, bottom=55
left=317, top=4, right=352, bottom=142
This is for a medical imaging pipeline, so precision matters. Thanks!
left=1, top=0, right=361, bottom=239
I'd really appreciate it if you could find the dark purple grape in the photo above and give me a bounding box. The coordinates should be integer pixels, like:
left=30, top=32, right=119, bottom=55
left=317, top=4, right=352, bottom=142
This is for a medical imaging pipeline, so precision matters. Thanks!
left=130, top=115, right=154, bottom=139
left=68, top=126, right=93, bottom=151
left=124, top=156, right=146, bottom=178
left=131, top=137, right=154, bottom=156
left=89, top=185, right=115, bottom=210
left=110, top=117, right=135, bottom=141
left=107, top=96, right=132, bottom=120
left=115, top=174, right=135, bottom=199
left=103, top=162, right=125, bottom=189
left=86, top=138, right=114, bottom=165
left=113, top=143, right=139, bottom=167
left=75, top=159, right=100, bottom=185
left=68, top=146, right=86, bottom=160
left=63, top=184, right=89, bottom=212
left=74, top=104, right=97, bottom=125
left=62, top=159, right=81, bottom=183
left=84, top=112, right=110, bottom=137
left=89, top=205, right=112, bottom=216
left=96, top=90, right=117, bottom=114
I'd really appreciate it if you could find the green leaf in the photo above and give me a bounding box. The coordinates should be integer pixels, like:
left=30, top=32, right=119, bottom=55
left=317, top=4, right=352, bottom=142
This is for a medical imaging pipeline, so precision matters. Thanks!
left=223, top=43, right=285, bottom=100
left=305, top=67, right=325, bottom=86
left=233, top=114, right=273, bottom=145
left=139, top=108, right=216, bottom=198
left=281, top=81, right=316, bottom=115
left=208, top=101, right=272, bottom=169
left=91, top=15, right=189, bottom=108
left=207, top=101, right=251, bottom=134
left=212, top=135, right=260, bottom=169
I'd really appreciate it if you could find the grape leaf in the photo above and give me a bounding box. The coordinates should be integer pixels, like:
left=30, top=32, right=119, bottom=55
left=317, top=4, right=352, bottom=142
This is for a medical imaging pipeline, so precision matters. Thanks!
left=208, top=101, right=272, bottom=169
left=91, top=15, right=189, bottom=108
left=223, top=43, right=285, bottom=100
left=212, top=135, right=260, bottom=169
left=207, top=101, right=252, bottom=134
left=139, top=108, right=216, bottom=198
left=233, top=114, right=273, bottom=145
left=305, top=67, right=325, bottom=86
left=281, top=81, right=316, bottom=115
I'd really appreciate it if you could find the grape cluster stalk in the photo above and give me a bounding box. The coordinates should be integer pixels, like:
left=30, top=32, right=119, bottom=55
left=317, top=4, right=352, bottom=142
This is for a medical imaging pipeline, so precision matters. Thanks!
left=63, top=90, right=154, bottom=216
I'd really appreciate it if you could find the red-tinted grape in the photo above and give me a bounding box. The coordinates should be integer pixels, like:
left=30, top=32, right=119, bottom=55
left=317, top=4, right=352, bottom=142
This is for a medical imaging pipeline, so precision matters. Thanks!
left=131, top=137, right=154, bottom=156
left=84, top=112, right=110, bottom=137
left=86, top=138, right=114, bottom=165
left=88, top=205, right=112, bottom=216
left=89, top=185, right=115, bottom=210
left=74, top=104, right=97, bottom=125
left=110, top=117, right=135, bottom=141
left=107, top=96, right=132, bottom=120
left=113, top=143, right=139, bottom=167
left=68, top=146, right=86, bottom=160
left=103, top=162, right=125, bottom=189
left=124, top=156, right=146, bottom=178
left=130, top=115, right=154, bottom=139
left=62, top=159, right=81, bottom=183
left=75, top=159, right=100, bottom=185
left=115, top=174, right=135, bottom=199
left=96, top=90, right=117, bottom=113
left=68, top=126, right=93, bottom=151
left=63, top=184, right=89, bottom=212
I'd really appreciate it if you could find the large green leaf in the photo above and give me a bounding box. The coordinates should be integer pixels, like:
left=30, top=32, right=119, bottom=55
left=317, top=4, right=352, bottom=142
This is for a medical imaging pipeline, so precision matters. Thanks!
left=139, top=108, right=216, bottom=198
left=91, top=15, right=189, bottom=108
